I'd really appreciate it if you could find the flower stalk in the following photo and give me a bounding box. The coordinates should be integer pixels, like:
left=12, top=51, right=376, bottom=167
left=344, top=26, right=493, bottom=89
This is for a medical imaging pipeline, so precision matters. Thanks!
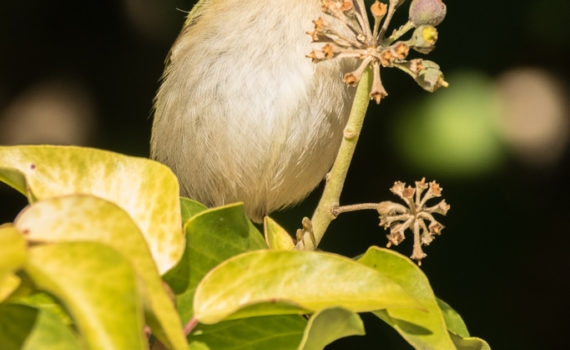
left=295, top=68, right=372, bottom=250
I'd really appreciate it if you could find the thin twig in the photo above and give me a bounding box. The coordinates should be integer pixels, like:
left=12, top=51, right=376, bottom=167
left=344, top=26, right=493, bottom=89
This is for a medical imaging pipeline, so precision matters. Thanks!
left=332, top=203, right=379, bottom=217
left=184, top=317, right=199, bottom=336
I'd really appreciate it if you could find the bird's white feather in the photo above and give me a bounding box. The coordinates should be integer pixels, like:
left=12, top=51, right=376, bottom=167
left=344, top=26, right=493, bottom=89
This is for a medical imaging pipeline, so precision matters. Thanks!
left=152, top=0, right=356, bottom=221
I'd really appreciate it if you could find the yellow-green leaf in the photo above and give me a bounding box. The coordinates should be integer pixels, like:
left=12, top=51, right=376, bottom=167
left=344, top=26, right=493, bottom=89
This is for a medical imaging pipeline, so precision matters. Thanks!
left=298, top=307, right=365, bottom=350
left=0, top=145, right=184, bottom=274
left=359, top=247, right=456, bottom=350
left=0, top=304, right=81, bottom=350
left=437, top=298, right=491, bottom=350
left=163, top=203, right=267, bottom=324
left=188, top=315, right=307, bottom=350
left=450, top=333, right=491, bottom=350
left=0, top=224, right=27, bottom=275
left=194, top=250, right=422, bottom=324
left=0, top=274, right=20, bottom=302
left=24, top=242, right=147, bottom=350
left=180, top=197, right=207, bottom=225
left=264, top=217, right=295, bottom=250
left=0, top=168, right=27, bottom=197
left=14, top=195, right=187, bottom=350
left=14, top=292, right=72, bottom=326
left=437, top=298, right=470, bottom=337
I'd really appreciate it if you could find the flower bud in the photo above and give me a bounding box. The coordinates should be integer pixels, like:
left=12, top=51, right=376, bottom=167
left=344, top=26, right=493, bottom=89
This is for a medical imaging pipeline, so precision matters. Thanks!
left=415, top=60, right=448, bottom=92
left=409, top=25, right=438, bottom=54
left=409, top=0, right=447, bottom=26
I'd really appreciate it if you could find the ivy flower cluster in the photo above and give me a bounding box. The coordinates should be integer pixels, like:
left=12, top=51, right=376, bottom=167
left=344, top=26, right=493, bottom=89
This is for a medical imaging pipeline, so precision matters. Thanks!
left=377, top=178, right=450, bottom=264
left=308, top=0, right=448, bottom=103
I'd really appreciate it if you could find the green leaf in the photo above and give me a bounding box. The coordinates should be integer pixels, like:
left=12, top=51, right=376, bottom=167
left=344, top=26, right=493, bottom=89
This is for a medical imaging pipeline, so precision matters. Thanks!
left=436, top=298, right=491, bottom=350
left=188, top=315, right=307, bottom=350
left=0, top=304, right=81, bottom=350
left=0, top=145, right=184, bottom=274
left=163, top=203, right=267, bottom=324
left=298, top=307, right=365, bottom=350
left=14, top=292, right=72, bottom=326
left=0, top=225, right=27, bottom=302
left=180, top=197, right=208, bottom=225
left=437, top=298, right=470, bottom=337
left=449, top=333, right=491, bottom=350
left=0, top=274, right=20, bottom=302
left=0, top=224, right=26, bottom=302
left=14, top=195, right=187, bottom=350
left=24, top=242, right=147, bottom=350
left=2, top=272, right=35, bottom=304
left=194, top=249, right=422, bottom=324
left=0, top=224, right=27, bottom=274
left=264, top=216, right=295, bottom=250
left=0, top=168, right=28, bottom=197
left=359, top=247, right=455, bottom=350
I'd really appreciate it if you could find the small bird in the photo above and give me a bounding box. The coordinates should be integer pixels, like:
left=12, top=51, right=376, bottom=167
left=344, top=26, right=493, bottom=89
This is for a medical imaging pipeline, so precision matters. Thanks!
left=151, top=0, right=356, bottom=222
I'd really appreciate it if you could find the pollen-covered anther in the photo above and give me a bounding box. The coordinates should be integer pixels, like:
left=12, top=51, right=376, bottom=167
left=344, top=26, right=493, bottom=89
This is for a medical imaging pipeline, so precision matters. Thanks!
left=370, top=90, right=387, bottom=104
left=409, top=59, right=425, bottom=74
left=339, top=0, right=353, bottom=12
left=428, top=181, right=442, bottom=196
left=429, top=221, right=444, bottom=235
left=343, top=56, right=373, bottom=87
left=313, top=17, right=325, bottom=32
left=322, top=44, right=336, bottom=58
left=307, top=50, right=326, bottom=62
left=371, top=1, right=388, bottom=19
left=393, top=42, right=410, bottom=59
left=390, top=181, right=406, bottom=197
left=415, top=177, right=428, bottom=191
left=402, top=186, right=415, bottom=199
left=307, top=43, right=339, bottom=62
left=380, top=50, right=396, bottom=67
left=370, top=62, right=388, bottom=103
left=386, top=229, right=405, bottom=247
left=343, top=73, right=358, bottom=86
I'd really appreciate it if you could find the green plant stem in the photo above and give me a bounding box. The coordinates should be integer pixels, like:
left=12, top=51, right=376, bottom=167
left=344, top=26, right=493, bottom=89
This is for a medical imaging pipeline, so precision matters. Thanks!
left=296, top=68, right=372, bottom=250
left=384, top=21, right=414, bottom=45
left=332, top=203, right=379, bottom=217
left=184, top=317, right=198, bottom=335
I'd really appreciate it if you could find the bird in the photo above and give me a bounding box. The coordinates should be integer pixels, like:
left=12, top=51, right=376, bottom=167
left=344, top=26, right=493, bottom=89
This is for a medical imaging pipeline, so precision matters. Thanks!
left=151, top=0, right=356, bottom=222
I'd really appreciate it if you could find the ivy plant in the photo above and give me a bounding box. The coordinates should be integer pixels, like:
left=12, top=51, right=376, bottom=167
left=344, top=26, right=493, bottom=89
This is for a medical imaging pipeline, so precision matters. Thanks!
left=0, top=145, right=489, bottom=349
left=0, top=0, right=490, bottom=349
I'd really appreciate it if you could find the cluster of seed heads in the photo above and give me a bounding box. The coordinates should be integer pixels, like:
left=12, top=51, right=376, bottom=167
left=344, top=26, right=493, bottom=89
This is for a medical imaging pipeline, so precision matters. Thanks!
left=377, top=178, right=450, bottom=264
left=308, top=0, right=448, bottom=103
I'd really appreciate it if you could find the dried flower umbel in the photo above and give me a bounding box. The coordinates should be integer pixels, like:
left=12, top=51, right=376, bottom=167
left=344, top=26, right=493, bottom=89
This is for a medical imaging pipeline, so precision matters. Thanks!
left=308, top=0, right=448, bottom=103
left=377, top=178, right=450, bottom=264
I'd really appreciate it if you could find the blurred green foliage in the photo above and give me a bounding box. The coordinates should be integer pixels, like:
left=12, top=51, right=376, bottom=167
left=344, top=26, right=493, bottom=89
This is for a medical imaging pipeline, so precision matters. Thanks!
left=394, top=72, right=504, bottom=177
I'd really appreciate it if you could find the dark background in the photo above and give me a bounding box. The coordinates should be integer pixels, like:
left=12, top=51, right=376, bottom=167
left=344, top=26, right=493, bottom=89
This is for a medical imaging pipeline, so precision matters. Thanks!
left=1, top=1, right=569, bottom=349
